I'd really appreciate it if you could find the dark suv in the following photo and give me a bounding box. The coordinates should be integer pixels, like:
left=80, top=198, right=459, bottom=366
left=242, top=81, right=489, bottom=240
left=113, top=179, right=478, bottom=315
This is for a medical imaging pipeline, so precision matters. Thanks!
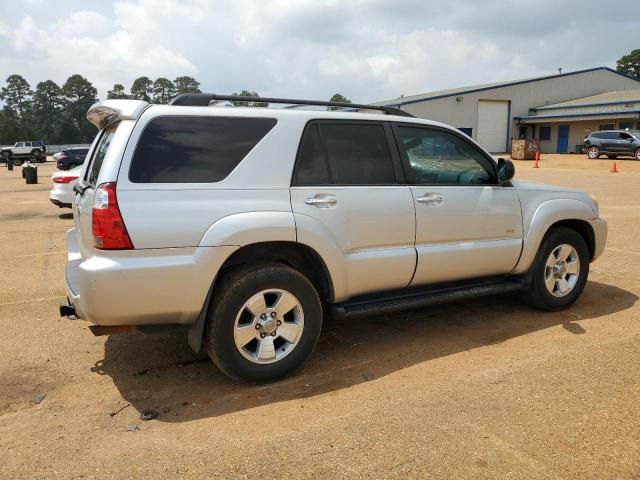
left=583, top=130, right=640, bottom=160
left=56, top=147, right=90, bottom=170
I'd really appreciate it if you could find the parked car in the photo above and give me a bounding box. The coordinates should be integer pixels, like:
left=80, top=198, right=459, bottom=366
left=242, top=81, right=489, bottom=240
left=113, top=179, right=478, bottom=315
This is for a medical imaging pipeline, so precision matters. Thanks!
left=1, top=140, right=47, bottom=165
left=50, top=167, right=81, bottom=208
left=60, top=95, right=607, bottom=382
left=583, top=130, right=640, bottom=160
left=56, top=147, right=90, bottom=170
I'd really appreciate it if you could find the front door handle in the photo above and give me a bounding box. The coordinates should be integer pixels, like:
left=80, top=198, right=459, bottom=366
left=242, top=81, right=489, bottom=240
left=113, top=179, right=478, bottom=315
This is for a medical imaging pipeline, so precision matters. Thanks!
left=305, top=195, right=337, bottom=208
left=416, top=193, right=444, bottom=206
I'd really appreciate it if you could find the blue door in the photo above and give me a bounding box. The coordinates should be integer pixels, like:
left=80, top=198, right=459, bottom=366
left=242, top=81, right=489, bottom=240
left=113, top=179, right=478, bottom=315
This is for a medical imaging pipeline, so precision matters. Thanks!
left=557, top=125, right=570, bottom=153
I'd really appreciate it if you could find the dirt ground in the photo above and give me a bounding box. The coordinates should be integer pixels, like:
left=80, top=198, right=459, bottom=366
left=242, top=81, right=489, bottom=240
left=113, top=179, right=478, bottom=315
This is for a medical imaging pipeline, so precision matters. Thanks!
left=0, top=154, right=639, bottom=479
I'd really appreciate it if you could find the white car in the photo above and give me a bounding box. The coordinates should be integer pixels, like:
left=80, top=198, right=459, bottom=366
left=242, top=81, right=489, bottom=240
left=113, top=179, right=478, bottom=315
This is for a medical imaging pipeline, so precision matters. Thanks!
left=50, top=167, right=81, bottom=208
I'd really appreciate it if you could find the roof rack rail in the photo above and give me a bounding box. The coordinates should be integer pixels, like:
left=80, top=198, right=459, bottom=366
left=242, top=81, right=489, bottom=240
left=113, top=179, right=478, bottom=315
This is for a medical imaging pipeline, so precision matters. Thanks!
left=169, top=93, right=414, bottom=118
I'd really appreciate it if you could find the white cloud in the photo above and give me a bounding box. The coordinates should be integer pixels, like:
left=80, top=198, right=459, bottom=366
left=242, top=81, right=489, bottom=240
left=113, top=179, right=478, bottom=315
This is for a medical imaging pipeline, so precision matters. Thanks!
left=0, top=0, right=638, bottom=102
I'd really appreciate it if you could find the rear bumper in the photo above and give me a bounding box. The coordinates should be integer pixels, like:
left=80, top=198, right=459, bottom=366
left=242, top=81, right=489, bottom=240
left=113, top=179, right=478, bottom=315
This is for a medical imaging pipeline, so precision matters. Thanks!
left=589, top=217, right=607, bottom=262
left=63, top=228, right=238, bottom=326
left=50, top=183, right=74, bottom=207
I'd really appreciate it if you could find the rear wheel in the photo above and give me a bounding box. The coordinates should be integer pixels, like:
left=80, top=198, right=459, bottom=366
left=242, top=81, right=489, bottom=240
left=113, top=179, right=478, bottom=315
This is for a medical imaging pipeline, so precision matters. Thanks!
left=204, top=264, right=322, bottom=381
left=635, top=148, right=640, bottom=161
left=587, top=146, right=600, bottom=159
left=521, top=227, right=589, bottom=311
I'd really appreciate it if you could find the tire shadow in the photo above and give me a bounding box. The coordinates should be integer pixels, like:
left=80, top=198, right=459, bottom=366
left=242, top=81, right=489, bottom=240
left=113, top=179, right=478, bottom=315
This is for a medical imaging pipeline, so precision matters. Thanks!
left=92, top=280, right=637, bottom=422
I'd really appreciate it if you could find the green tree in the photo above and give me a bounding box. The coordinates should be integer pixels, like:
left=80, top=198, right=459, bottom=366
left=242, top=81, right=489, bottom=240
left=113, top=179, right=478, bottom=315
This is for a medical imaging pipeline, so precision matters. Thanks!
left=230, top=90, right=268, bottom=107
left=616, top=49, right=640, bottom=80
left=33, top=80, right=64, bottom=142
left=130, top=76, right=153, bottom=102
left=173, top=76, right=201, bottom=95
left=62, top=74, right=98, bottom=142
left=107, top=83, right=129, bottom=99
left=328, top=93, right=351, bottom=110
left=0, top=74, right=33, bottom=137
left=152, top=77, right=176, bottom=104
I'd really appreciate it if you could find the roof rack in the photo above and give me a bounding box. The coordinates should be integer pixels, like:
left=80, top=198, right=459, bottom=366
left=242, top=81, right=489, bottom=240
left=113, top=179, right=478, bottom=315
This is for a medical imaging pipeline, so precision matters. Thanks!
left=169, top=93, right=415, bottom=118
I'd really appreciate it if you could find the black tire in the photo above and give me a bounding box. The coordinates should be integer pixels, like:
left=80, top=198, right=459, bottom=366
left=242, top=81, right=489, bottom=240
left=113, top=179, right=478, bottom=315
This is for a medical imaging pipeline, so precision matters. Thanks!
left=635, top=148, right=640, bottom=161
left=204, top=264, right=322, bottom=381
left=606, top=155, right=617, bottom=159
left=13, top=158, right=24, bottom=166
left=521, top=227, right=590, bottom=311
left=586, top=146, right=600, bottom=159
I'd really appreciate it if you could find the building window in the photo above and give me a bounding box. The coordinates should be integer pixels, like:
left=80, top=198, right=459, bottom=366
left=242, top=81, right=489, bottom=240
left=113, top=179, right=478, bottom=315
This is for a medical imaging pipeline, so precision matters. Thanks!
left=620, top=121, right=635, bottom=130
left=539, top=126, right=551, bottom=141
left=599, top=123, right=615, bottom=131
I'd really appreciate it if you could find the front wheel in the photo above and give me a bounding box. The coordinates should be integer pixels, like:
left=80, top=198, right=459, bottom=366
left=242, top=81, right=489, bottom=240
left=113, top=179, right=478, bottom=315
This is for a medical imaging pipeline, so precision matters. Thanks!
left=521, top=227, right=590, bottom=311
left=205, top=264, right=322, bottom=381
left=587, top=146, right=600, bottom=159
left=635, top=148, right=640, bottom=161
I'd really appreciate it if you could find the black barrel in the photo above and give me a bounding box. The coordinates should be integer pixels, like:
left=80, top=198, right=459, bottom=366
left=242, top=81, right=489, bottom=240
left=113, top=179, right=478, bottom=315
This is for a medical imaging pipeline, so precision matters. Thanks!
left=24, top=165, right=38, bottom=184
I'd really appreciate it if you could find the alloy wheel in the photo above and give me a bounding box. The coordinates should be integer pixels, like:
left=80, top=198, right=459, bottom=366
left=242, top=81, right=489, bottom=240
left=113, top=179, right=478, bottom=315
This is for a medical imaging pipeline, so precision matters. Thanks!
left=233, top=289, right=304, bottom=364
left=544, top=244, right=580, bottom=298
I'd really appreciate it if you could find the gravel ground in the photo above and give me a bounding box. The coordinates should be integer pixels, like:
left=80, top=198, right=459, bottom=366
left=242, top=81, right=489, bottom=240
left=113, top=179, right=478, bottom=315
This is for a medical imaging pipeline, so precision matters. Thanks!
left=0, top=154, right=638, bottom=479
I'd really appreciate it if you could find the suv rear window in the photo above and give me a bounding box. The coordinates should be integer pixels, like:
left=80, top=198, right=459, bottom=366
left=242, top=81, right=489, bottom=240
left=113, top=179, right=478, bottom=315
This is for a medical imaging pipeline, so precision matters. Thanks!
left=129, top=116, right=277, bottom=183
left=86, top=123, right=118, bottom=186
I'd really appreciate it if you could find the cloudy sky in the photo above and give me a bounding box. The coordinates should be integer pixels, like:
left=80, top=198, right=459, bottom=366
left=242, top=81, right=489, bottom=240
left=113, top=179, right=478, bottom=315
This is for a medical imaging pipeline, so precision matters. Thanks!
left=1, top=0, right=638, bottom=103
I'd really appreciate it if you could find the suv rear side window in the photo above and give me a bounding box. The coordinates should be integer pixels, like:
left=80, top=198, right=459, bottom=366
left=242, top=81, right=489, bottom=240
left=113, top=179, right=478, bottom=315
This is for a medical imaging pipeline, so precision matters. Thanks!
left=294, top=122, right=396, bottom=185
left=129, top=116, right=277, bottom=183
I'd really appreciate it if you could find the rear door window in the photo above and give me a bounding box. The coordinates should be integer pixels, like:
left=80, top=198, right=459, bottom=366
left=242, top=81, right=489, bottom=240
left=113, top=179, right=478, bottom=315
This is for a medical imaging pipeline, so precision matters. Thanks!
left=129, top=116, right=277, bottom=183
left=293, top=122, right=397, bottom=185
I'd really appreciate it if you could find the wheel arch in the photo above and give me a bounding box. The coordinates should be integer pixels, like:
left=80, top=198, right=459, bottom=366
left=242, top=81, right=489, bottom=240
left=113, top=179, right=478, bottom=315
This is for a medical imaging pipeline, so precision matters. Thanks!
left=188, top=241, right=334, bottom=353
left=514, top=199, right=597, bottom=274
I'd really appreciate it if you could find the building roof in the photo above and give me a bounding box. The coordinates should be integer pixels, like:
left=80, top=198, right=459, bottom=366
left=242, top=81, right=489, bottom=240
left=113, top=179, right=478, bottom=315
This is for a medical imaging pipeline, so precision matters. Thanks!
left=535, top=89, right=640, bottom=110
left=372, top=67, right=640, bottom=107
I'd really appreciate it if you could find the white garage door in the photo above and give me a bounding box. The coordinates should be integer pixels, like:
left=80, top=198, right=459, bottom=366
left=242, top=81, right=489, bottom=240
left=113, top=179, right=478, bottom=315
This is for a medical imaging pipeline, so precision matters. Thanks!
left=477, top=100, right=509, bottom=152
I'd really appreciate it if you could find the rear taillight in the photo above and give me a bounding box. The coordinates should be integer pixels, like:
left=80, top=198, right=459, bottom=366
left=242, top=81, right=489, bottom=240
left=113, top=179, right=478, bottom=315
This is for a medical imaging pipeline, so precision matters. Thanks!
left=53, top=175, right=78, bottom=184
left=92, top=182, right=133, bottom=250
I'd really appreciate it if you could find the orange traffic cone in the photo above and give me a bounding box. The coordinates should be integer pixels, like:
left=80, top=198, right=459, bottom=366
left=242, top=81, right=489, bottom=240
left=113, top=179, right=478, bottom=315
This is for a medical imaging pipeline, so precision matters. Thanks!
left=533, top=150, right=539, bottom=168
left=610, top=161, right=618, bottom=173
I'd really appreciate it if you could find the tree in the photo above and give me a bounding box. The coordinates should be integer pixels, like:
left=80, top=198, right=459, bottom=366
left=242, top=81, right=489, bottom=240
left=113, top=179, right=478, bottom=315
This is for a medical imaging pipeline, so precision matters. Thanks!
left=130, top=76, right=153, bottom=102
left=328, top=93, right=351, bottom=110
left=229, top=90, right=268, bottom=107
left=62, top=74, right=98, bottom=142
left=173, top=76, right=201, bottom=95
left=616, top=49, right=640, bottom=80
left=152, top=78, right=176, bottom=104
left=33, top=80, right=64, bottom=142
left=0, top=75, right=33, bottom=137
left=107, top=83, right=129, bottom=99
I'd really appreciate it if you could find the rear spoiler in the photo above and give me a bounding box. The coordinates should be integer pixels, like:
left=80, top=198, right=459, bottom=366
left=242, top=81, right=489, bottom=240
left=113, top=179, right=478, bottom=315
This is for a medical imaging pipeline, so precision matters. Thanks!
left=86, top=100, right=149, bottom=130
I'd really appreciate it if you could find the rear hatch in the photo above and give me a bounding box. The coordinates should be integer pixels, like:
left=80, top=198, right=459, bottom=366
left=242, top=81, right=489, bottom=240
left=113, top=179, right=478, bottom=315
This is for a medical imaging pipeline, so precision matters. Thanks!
left=72, top=121, right=138, bottom=258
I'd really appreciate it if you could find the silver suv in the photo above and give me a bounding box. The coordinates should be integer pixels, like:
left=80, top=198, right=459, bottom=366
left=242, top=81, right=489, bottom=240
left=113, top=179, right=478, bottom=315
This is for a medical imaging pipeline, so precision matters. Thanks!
left=61, top=94, right=607, bottom=381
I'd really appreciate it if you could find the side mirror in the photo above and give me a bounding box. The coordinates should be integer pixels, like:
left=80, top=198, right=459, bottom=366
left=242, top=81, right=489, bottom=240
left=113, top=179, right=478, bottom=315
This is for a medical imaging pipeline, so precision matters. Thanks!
left=497, top=158, right=515, bottom=184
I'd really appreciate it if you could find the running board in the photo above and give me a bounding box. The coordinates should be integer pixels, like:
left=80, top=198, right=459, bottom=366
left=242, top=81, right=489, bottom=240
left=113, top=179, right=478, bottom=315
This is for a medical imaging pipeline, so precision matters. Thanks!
left=331, top=277, right=525, bottom=319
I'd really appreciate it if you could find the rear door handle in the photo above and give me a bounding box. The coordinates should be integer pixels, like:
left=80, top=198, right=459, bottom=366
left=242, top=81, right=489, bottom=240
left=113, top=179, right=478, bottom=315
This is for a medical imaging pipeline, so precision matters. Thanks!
left=416, top=193, right=444, bottom=206
left=305, top=195, right=337, bottom=208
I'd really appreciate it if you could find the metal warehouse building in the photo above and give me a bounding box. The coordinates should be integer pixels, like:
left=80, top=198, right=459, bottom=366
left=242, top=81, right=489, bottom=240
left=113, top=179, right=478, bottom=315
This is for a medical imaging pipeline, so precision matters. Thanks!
left=372, top=67, right=640, bottom=153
